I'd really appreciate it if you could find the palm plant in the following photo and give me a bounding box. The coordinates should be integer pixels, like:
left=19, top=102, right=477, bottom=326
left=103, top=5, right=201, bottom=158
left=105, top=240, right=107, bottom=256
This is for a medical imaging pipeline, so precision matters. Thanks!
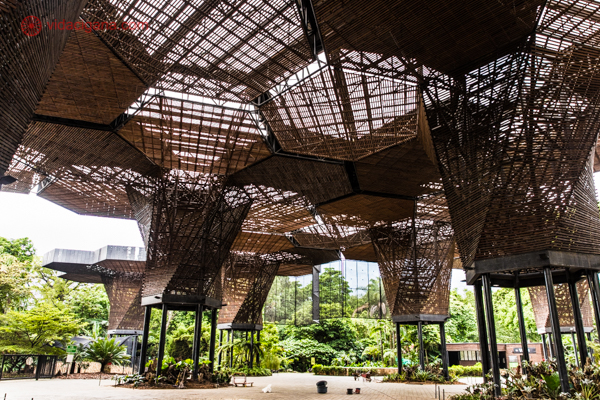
left=83, top=337, right=130, bottom=373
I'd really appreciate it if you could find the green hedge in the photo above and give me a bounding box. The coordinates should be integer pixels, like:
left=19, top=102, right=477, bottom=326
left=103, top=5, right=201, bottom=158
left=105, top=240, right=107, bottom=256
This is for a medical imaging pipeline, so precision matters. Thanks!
left=448, top=364, right=482, bottom=377
left=312, top=365, right=379, bottom=376
left=232, top=367, right=272, bottom=377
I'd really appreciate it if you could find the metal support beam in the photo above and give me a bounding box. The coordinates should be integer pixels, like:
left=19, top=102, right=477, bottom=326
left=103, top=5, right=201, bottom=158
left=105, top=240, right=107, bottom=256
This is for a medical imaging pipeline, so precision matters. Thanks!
left=218, top=330, right=223, bottom=369
left=571, top=332, right=579, bottom=367
left=544, top=267, right=570, bottom=393
left=440, top=323, right=449, bottom=381
left=418, top=321, right=425, bottom=370
left=474, top=281, right=491, bottom=381
left=515, top=287, right=530, bottom=366
left=131, top=335, right=138, bottom=373
left=396, top=322, right=402, bottom=374
left=568, top=277, right=588, bottom=366
left=587, top=271, right=600, bottom=341
left=229, top=330, right=234, bottom=368
left=541, top=334, right=548, bottom=359
left=257, top=331, right=261, bottom=367
left=192, top=305, right=204, bottom=379
left=548, top=333, right=555, bottom=358
left=249, top=330, right=254, bottom=368
left=157, top=304, right=168, bottom=377
left=482, top=274, right=501, bottom=397
left=209, top=308, right=217, bottom=373
left=138, top=306, right=152, bottom=374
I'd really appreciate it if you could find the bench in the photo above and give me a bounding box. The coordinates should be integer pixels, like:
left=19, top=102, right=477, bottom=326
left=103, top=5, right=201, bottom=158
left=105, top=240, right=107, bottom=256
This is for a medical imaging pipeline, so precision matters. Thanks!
left=232, top=375, right=254, bottom=387
left=361, top=373, right=371, bottom=382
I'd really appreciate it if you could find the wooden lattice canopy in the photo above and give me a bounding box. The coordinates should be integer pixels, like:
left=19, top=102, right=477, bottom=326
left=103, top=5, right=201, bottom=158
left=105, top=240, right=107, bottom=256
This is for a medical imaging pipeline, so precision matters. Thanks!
left=2, top=0, right=600, bottom=316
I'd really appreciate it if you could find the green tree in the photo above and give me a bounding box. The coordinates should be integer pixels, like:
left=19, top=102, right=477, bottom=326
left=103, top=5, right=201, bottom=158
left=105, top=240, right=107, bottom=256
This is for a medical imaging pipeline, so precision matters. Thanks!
left=0, top=237, right=35, bottom=262
left=492, top=288, right=540, bottom=343
left=65, top=284, right=109, bottom=335
left=0, top=254, right=32, bottom=313
left=446, top=289, right=479, bottom=343
left=320, top=267, right=352, bottom=318
left=0, top=302, right=81, bottom=354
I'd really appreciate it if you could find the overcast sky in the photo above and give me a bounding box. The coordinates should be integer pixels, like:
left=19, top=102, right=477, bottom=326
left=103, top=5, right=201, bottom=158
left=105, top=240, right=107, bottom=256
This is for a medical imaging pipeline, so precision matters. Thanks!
left=1, top=173, right=599, bottom=292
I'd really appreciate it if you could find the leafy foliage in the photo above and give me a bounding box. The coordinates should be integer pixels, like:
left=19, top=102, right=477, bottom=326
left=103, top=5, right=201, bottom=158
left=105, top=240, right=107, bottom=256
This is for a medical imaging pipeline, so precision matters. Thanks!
left=0, top=302, right=80, bottom=355
left=83, top=337, right=130, bottom=372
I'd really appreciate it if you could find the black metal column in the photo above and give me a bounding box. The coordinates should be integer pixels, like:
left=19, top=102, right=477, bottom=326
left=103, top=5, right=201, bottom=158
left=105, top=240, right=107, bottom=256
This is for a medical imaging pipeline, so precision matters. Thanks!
left=548, top=333, right=555, bottom=358
left=515, top=287, right=530, bottom=365
left=440, top=322, right=449, bottom=381
left=571, top=332, right=579, bottom=367
left=541, top=334, right=548, bottom=359
left=192, top=304, right=204, bottom=379
left=417, top=321, right=425, bottom=370
left=482, top=274, right=501, bottom=397
left=257, top=330, right=261, bottom=367
left=156, top=303, right=168, bottom=377
left=218, top=330, right=223, bottom=369
left=544, top=267, right=570, bottom=393
left=229, top=330, right=234, bottom=368
left=396, top=322, right=402, bottom=374
left=587, top=271, right=600, bottom=338
left=249, top=330, right=254, bottom=368
left=474, top=281, right=491, bottom=381
left=131, top=334, right=138, bottom=373
left=209, top=309, right=217, bottom=373
left=138, top=306, right=152, bottom=373
left=568, top=277, right=588, bottom=366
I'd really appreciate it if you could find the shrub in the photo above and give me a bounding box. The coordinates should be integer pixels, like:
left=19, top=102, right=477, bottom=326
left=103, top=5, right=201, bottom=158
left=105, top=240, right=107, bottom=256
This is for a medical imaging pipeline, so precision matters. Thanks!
left=233, top=367, right=272, bottom=376
left=83, top=337, right=130, bottom=373
left=312, top=364, right=323, bottom=374
left=449, top=363, right=483, bottom=377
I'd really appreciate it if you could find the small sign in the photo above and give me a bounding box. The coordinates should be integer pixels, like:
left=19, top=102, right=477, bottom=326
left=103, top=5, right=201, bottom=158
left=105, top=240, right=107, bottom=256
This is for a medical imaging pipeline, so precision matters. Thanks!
left=513, top=347, right=536, bottom=354
left=66, top=354, right=74, bottom=363
left=311, top=357, right=316, bottom=365
left=66, top=345, right=77, bottom=354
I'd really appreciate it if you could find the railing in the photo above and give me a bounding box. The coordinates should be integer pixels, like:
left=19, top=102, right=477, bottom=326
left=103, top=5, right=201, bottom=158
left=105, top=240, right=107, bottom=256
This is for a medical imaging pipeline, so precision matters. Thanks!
left=0, top=355, right=58, bottom=380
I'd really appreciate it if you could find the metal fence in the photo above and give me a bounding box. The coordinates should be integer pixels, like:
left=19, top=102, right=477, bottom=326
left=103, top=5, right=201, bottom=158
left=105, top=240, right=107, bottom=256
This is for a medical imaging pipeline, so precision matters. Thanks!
left=0, top=355, right=57, bottom=380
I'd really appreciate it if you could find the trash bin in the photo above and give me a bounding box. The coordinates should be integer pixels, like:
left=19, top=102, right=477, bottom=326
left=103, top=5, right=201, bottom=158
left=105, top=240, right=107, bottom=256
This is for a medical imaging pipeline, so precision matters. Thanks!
left=316, top=381, right=328, bottom=394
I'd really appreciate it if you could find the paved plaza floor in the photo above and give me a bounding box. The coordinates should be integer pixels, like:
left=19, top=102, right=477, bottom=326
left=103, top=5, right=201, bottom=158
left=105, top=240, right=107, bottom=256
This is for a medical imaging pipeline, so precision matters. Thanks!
left=0, top=373, right=469, bottom=400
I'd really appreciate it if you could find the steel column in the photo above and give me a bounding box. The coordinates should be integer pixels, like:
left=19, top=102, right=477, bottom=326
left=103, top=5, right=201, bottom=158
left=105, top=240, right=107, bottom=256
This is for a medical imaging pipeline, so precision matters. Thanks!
left=548, top=333, right=555, bottom=358
left=587, top=271, right=600, bottom=338
left=249, top=330, right=254, bottom=368
left=571, top=332, right=579, bottom=367
left=568, top=278, right=588, bottom=366
left=209, top=309, right=217, bottom=373
left=138, top=306, right=152, bottom=374
left=515, top=287, right=530, bottom=365
left=218, top=330, right=223, bottom=369
left=482, top=274, right=501, bottom=397
left=396, top=322, right=402, bottom=374
left=131, top=334, right=138, bottom=373
left=417, top=321, right=425, bottom=370
left=544, top=267, right=570, bottom=393
left=156, top=303, right=168, bottom=377
left=541, top=334, right=548, bottom=359
left=192, top=304, right=204, bottom=379
left=440, top=323, right=449, bottom=381
left=257, top=330, right=261, bottom=367
left=229, top=330, right=234, bottom=368
left=474, top=281, right=491, bottom=381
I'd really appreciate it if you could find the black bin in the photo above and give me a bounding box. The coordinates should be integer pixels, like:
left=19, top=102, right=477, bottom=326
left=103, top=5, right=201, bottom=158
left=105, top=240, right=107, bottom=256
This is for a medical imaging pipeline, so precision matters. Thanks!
left=317, top=381, right=328, bottom=394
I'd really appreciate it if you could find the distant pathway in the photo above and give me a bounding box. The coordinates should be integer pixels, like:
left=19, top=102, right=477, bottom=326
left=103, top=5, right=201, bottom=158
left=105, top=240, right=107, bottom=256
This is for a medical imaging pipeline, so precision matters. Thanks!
left=0, top=373, right=469, bottom=400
